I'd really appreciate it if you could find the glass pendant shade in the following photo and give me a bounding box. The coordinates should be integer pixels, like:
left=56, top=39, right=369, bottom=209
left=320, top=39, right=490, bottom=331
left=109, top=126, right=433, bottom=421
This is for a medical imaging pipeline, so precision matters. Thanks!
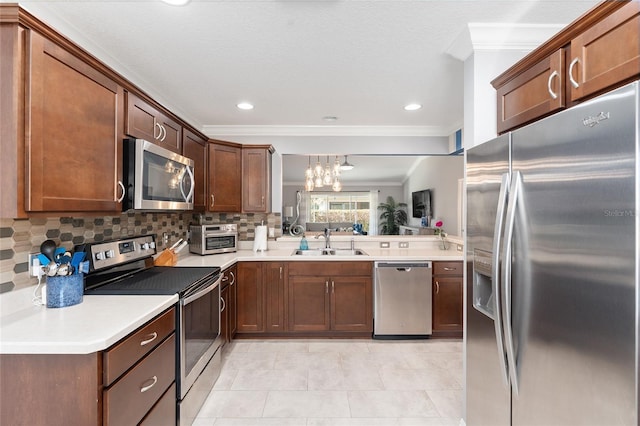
left=305, top=156, right=314, bottom=179
left=333, top=156, right=341, bottom=176
left=332, top=177, right=342, bottom=192
left=305, top=178, right=314, bottom=191
left=314, top=175, right=324, bottom=187
left=323, top=158, right=332, bottom=185
left=340, top=155, right=354, bottom=171
left=314, top=156, right=324, bottom=177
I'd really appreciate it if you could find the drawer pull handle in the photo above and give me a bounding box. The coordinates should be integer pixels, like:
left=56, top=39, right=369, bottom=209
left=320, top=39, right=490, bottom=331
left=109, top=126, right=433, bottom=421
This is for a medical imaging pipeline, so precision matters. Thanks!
left=140, top=376, right=158, bottom=393
left=140, top=332, right=158, bottom=346
left=435, top=281, right=440, bottom=294
left=229, top=271, right=235, bottom=285
left=443, top=267, right=455, bottom=271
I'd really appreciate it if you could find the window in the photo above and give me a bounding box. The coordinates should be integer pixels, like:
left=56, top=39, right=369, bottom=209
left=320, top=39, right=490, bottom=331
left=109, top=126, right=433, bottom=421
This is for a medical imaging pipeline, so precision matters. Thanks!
left=307, top=192, right=371, bottom=232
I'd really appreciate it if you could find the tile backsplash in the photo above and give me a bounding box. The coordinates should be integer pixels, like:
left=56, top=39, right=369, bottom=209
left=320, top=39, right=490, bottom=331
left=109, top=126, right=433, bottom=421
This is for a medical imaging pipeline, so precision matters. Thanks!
left=0, top=211, right=281, bottom=293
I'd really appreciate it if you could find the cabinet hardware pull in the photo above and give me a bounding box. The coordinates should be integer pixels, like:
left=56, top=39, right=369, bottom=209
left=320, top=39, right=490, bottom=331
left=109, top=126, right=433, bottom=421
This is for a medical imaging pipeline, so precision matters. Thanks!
left=443, top=267, right=455, bottom=271
left=222, top=274, right=228, bottom=282
left=154, top=122, right=162, bottom=140
left=220, top=296, right=226, bottom=312
left=140, top=332, right=158, bottom=346
left=569, top=58, right=580, bottom=89
left=210, top=194, right=215, bottom=207
left=326, top=281, right=329, bottom=293
left=116, top=180, right=125, bottom=203
left=331, top=281, right=335, bottom=293
left=279, top=266, right=283, bottom=280
left=140, top=376, right=158, bottom=393
left=547, top=70, right=559, bottom=99
left=435, top=281, right=440, bottom=294
left=229, top=271, right=235, bottom=285
left=159, top=124, right=167, bottom=141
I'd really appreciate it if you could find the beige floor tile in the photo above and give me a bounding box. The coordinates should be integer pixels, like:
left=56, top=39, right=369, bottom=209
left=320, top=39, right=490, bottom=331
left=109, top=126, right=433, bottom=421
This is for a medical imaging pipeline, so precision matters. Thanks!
left=307, top=418, right=399, bottom=425
left=246, top=340, right=310, bottom=353
left=222, top=351, right=278, bottom=370
left=262, top=390, right=351, bottom=417
left=379, top=368, right=462, bottom=391
left=273, top=351, right=342, bottom=370
left=308, top=340, right=371, bottom=353
left=340, top=351, right=412, bottom=371
left=196, top=390, right=268, bottom=418
left=213, top=367, right=239, bottom=390
left=347, top=390, right=440, bottom=418
left=426, top=390, right=463, bottom=419
left=231, top=368, right=308, bottom=390
left=308, top=368, right=385, bottom=391
left=208, top=418, right=307, bottom=426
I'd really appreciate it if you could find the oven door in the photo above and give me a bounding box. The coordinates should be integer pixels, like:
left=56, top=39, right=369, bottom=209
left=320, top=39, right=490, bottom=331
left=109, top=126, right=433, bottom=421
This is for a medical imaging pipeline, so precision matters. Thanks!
left=203, top=233, right=237, bottom=254
left=178, top=274, right=222, bottom=400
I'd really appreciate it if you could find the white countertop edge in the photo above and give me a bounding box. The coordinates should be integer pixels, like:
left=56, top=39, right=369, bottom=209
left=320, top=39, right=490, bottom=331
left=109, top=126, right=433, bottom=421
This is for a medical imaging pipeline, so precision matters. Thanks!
left=0, top=290, right=178, bottom=355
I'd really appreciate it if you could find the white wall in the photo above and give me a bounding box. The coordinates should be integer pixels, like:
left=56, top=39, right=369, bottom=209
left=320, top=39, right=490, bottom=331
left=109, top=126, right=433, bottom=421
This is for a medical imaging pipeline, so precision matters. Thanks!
left=403, top=155, right=464, bottom=235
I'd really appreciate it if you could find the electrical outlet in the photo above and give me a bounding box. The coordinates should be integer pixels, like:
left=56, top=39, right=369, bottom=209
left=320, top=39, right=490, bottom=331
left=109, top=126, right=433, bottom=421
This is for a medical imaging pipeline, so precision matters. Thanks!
left=457, top=244, right=463, bottom=252
left=380, top=242, right=390, bottom=248
left=399, top=242, right=409, bottom=248
left=268, top=227, right=275, bottom=238
left=29, top=254, right=41, bottom=277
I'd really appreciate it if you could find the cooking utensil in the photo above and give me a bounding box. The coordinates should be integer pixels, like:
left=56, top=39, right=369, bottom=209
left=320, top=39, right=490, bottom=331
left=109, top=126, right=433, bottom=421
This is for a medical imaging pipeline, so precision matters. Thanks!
left=169, top=238, right=183, bottom=250
left=40, top=240, right=57, bottom=263
left=173, top=240, right=188, bottom=254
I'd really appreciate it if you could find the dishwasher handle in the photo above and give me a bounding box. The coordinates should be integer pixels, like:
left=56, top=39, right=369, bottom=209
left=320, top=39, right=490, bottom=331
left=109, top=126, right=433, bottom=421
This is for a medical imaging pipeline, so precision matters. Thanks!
left=375, top=262, right=432, bottom=269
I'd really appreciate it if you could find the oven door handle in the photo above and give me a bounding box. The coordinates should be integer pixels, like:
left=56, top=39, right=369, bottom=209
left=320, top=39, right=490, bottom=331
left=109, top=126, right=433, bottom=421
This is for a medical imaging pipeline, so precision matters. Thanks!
left=182, top=275, right=222, bottom=305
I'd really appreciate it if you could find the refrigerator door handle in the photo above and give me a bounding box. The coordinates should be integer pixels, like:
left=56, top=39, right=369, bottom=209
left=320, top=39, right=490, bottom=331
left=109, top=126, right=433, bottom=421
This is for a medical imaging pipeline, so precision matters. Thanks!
left=491, top=172, right=511, bottom=388
left=502, top=170, right=522, bottom=396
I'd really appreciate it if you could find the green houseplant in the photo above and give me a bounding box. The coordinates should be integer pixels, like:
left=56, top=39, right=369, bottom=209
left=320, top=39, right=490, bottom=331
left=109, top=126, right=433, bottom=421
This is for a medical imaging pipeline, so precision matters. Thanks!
left=378, top=196, right=408, bottom=235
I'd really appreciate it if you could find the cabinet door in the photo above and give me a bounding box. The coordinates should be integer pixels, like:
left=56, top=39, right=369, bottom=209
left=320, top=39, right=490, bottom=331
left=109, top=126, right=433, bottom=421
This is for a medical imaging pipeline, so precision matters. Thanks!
left=27, top=32, right=122, bottom=212
left=125, top=91, right=158, bottom=143
left=265, top=262, right=287, bottom=332
left=569, top=1, right=640, bottom=102
left=433, top=276, right=463, bottom=334
left=236, top=262, right=264, bottom=332
left=288, top=276, right=330, bottom=332
left=156, top=112, right=182, bottom=154
left=331, top=276, right=372, bottom=332
left=242, top=147, right=271, bottom=213
left=208, top=142, right=242, bottom=212
left=496, top=49, right=565, bottom=134
left=182, top=129, right=207, bottom=211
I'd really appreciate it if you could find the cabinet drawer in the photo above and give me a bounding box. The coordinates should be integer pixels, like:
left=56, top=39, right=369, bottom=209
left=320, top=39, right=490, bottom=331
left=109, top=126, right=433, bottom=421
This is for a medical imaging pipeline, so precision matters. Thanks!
left=103, top=308, right=175, bottom=386
left=288, top=261, right=372, bottom=276
left=104, top=333, right=175, bottom=426
left=139, top=382, right=176, bottom=426
left=433, top=261, right=463, bottom=276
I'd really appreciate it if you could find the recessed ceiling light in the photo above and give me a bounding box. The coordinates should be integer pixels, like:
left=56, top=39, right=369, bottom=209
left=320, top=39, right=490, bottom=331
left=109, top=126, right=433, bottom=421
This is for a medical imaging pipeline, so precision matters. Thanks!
left=322, top=116, right=338, bottom=122
left=404, top=103, right=422, bottom=111
left=161, top=0, right=190, bottom=5
left=237, top=102, right=254, bottom=110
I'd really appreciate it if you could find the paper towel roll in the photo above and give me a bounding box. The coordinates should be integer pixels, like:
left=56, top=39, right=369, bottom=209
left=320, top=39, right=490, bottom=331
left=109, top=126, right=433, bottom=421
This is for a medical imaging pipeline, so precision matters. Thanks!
left=253, top=225, right=268, bottom=252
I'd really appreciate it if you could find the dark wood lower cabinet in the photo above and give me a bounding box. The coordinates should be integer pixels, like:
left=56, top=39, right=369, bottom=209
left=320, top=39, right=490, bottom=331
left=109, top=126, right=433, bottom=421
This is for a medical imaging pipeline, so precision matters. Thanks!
left=235, top=261, right=373, bottom=338
left=220, top=264, right=238, bottom=345
left=432, top=261, right=463, bottom=338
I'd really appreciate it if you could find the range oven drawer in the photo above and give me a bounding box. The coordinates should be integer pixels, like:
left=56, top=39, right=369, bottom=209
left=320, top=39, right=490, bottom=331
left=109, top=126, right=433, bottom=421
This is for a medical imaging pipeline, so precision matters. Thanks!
left=103, top=308, right=175, bottom=386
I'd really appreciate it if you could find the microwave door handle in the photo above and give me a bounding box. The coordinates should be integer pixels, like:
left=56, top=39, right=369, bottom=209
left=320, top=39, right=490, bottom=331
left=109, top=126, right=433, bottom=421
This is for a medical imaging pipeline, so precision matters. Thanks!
left=180, top=166, right=195, bottom=203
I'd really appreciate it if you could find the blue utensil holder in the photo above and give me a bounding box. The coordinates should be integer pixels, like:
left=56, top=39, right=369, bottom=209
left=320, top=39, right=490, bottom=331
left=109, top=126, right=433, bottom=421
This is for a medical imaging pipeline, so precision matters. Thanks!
left=46, top=273, right=84, bottom=308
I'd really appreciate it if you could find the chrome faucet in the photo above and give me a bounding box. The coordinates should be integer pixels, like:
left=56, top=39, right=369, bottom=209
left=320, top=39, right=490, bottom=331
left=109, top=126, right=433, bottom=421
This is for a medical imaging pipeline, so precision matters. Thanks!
left=315, top=228, right=332, bottom=249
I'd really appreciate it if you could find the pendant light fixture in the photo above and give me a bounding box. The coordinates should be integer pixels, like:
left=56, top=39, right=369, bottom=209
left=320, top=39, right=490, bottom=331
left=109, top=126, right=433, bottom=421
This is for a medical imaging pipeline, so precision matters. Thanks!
left=305, top=156, right=314, bottom=179
left=333, top=156, right=341, bottom=176
left=332, top=176, right=342, bottom=192
left=323, top=156, right=333, bottom=185
left=302, top=155, right=343, bottom=192
left=340, top=155, right=355, bottom=171
left=314, top=156, right=324, bottom=178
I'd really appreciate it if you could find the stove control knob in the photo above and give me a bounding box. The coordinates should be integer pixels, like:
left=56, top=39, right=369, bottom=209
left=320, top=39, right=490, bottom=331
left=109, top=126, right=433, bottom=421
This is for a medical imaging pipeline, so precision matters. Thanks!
left=141, top=242, right=150, bottom=250
left=105, top=249, right=115, bottom=259
left=95, top=251, right=106, bottom=261
left=149, top=242, right=156, bottom=249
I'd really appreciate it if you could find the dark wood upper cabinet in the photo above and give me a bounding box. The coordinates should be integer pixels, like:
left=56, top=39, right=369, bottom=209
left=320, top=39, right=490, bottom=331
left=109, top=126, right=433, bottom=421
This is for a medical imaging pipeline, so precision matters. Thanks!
left=182, top=129, right=208, bottom=211
left=493, top=0, right=639, bottom=133
left=242, top=146, right=273, bottom=213
left=208, top=141, right=242, bottom=212
left=125, top=91, right=182, bottom=154
left=26, top=31, right=123, bottom=213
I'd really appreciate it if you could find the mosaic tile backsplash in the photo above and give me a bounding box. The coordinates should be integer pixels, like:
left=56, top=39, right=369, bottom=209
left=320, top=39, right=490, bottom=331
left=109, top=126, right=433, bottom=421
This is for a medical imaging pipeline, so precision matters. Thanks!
left=0, top=211, right=281, bottom=293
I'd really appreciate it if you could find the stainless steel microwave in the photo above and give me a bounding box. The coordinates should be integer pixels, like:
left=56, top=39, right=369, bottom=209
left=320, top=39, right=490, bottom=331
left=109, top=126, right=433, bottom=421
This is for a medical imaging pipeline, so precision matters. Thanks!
left=123, top=139, right=194, bottom=211
left=190, top=224, right=238, bottom=255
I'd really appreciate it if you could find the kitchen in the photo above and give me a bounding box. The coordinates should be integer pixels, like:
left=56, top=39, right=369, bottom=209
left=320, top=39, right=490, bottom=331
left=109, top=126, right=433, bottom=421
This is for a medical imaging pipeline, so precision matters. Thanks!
left=1, top=1, right=639, bottom=425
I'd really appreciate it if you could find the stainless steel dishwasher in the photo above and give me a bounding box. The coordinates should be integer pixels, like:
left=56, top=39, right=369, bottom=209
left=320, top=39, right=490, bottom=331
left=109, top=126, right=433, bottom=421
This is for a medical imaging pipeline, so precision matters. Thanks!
left=373, top=261, right=433, bottom=339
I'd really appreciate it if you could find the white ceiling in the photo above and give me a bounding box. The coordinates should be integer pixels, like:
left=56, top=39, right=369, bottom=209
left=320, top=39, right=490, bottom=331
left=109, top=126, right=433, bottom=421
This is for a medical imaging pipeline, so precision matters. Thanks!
left=14, top=0, right=600, bottom=186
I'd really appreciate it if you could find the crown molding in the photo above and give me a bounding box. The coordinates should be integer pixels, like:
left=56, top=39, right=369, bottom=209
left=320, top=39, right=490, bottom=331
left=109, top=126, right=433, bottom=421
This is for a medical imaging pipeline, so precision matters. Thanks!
left=446, top=23, right=565, bottom=61
left=201, top=125, right=450, bottom=138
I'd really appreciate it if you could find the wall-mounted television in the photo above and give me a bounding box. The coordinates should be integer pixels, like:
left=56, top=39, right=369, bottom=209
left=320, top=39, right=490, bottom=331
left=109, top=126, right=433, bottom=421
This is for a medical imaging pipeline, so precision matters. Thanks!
left=411, top=189, right=432, bottom=219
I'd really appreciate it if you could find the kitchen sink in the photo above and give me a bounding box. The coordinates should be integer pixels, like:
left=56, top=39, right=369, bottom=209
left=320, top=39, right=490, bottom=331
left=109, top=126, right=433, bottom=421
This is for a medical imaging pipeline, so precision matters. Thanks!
left=291, top=248, right=368, bottom=256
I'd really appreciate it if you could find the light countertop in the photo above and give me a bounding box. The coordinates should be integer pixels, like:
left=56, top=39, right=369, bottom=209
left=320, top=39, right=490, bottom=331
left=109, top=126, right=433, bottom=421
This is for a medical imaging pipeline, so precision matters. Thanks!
left=0, top=235, right=463, bottom=355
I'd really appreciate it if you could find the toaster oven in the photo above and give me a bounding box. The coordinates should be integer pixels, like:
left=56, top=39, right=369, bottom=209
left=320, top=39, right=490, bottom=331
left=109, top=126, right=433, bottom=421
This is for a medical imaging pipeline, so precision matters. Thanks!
left=190, top=224, right=238, bottom=255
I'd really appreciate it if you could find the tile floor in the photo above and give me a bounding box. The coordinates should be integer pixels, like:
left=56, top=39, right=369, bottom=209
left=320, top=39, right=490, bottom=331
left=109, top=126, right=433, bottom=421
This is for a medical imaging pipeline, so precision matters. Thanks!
left=193, top=338, right=463, bottom=426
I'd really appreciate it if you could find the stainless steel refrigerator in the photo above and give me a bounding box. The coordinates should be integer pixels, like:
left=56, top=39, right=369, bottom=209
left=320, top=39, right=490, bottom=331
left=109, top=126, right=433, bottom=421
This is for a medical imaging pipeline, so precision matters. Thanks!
left=466, top=81, right=638, bottom=425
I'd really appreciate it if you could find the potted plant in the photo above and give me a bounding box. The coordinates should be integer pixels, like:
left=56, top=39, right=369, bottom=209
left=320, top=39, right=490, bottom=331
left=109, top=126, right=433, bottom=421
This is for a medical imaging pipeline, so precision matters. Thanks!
left=378, top=196, right=408, bottom=235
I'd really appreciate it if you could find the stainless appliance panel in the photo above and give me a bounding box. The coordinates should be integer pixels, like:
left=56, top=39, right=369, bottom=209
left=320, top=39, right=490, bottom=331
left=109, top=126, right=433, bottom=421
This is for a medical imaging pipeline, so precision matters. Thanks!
left=374, top=262, right=432, bottom=337
left=509, top=82, right=638, bottom=425
left=466, top=134, right=511, bottom=426
left=189, top=224, right=238, bottom=255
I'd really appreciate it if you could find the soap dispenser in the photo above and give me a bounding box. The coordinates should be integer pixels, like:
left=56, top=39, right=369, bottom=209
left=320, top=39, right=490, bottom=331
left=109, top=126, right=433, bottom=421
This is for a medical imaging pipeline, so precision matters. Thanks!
left=299, top=234, right=309, bottom=250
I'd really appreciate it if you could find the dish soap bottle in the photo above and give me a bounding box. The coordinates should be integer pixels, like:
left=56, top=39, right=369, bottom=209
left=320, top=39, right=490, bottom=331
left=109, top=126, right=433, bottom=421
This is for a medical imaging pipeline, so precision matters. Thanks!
left=299, top=234, right=309, bottom=250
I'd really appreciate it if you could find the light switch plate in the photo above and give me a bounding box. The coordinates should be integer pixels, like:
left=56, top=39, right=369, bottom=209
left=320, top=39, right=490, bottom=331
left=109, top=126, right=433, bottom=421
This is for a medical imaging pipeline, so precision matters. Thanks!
left=399, top=242, right=409, bottom=248
left=379, top=242, right=390, bottom=248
